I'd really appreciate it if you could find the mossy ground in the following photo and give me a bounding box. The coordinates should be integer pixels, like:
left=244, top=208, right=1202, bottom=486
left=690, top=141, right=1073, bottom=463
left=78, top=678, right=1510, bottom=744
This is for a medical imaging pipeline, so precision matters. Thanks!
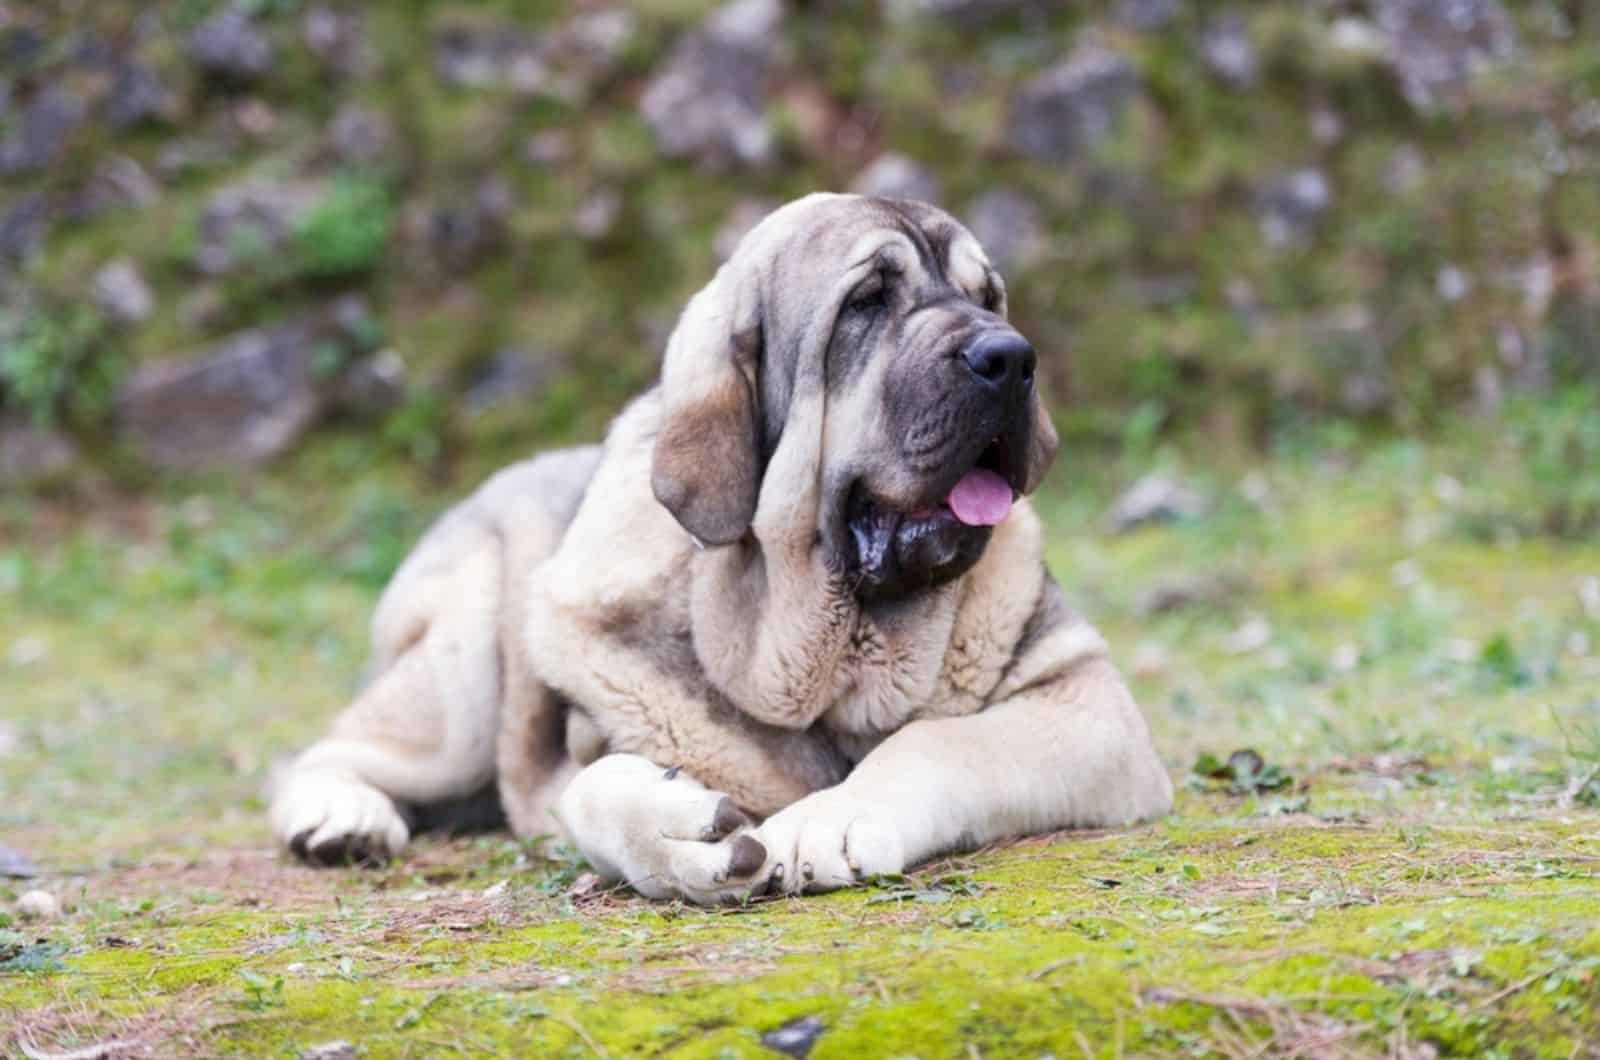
left=4, top=402, right=1599, bottom=1058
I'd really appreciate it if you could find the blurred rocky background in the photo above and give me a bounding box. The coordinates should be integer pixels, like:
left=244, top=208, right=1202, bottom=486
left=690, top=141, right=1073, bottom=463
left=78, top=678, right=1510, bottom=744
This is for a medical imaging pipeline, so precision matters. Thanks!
left=2, top=0, right=1598, bottom=487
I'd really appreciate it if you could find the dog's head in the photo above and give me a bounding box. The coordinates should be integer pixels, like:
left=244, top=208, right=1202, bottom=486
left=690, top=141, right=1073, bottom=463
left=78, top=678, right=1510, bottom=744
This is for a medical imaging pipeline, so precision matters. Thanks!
left=652, top=193, right=1058, bottom=604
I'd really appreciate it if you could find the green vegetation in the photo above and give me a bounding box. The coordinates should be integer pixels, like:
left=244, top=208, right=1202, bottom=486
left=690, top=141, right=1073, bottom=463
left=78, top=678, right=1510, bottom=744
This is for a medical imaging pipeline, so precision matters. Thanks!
left=0, top=302, right=122, bottom=428
left=4, top=400, right=1599, bottom=1056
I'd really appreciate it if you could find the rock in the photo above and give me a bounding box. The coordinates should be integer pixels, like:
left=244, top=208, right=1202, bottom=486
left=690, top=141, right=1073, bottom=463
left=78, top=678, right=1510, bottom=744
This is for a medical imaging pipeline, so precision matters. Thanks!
left=332, top=350, right=406, bottom=418
left=850, top=153, right=938, bottom=204
left=1106, top=474, right=1205, bottom=532
left=1200, top=13, right=1257, bottom=88
left=1116, top=0, right=1177, bottom=31
left=328, top=103, right=391, bottom=164
left=464, top=348, right=561, bottom=414
left=761, top=1016, right=825, bottom=1059
left=1310, top=103, right=1344, bottom=146
left=105, top=61, right=173, bottom=129
left=0, top=843, right=39, bottom=879
left=574, top=188, right=622, bottom=241
left=1383, top=144, right=1426, bottom=195
left=1255, top=168, right=1331, bottom=248
left=16, top=889, right=60, bottom=920
left=1375, top=0, right=1516, bottom=111
left=524, top=130, right=573, bottom=165
left=888, top=0, right=1030, bottom=24
left=94, top=259, right=154, bottom=323
left=194, top=180, right=320, bottom=275
left=303, top=7, right=372, bottom=79
left=713, top=197, right=776, bottom=262
left=639, top=0, right=781, bottom=168
left=419, top=177, right=513, bottom=271
left=117, top=321, right=323, bottom=469
left=1436, top=264, right=1471, bottom=302
left=965, top=189, right=1043, bottom=272
left=63, top=156, right=161, bottom=222
left=0, top=192, right=51, bottom=270
left=188, top=8, right=274, bottom=81
left=0, top=419, right=79, bottom=489
left=434, top=25, right=545, bottom=91
left=1008, top=43, right=1139, bottom=163
left=299, top=1043, right=355, bottom=1060
left=0, top=87, right=84, bottom=174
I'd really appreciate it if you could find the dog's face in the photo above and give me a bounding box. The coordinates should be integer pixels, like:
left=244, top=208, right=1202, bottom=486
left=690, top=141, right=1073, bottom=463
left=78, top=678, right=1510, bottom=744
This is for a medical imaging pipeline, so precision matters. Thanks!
left=652, top=194, right=1058, bottom=604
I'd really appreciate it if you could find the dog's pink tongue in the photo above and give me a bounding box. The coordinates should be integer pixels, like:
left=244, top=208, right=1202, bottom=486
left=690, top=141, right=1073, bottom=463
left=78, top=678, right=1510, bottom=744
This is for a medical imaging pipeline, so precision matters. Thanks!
left=948, top=468, right=1013, bottom=526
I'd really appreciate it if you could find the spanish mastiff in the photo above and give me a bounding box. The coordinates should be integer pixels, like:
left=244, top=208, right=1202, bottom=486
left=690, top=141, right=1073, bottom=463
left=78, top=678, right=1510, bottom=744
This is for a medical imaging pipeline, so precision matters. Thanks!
left=270, top=193, right=1173, bottom=903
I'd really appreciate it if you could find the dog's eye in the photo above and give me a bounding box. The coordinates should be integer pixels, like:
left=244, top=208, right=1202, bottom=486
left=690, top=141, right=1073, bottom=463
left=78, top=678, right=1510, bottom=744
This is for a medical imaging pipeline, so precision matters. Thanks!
left=847, top=272, right=889, bottom=315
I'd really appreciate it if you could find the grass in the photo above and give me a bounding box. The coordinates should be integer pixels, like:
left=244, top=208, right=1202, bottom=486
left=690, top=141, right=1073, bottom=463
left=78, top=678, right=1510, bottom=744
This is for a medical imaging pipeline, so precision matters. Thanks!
left=2, top=402, right=1599, bottom=1058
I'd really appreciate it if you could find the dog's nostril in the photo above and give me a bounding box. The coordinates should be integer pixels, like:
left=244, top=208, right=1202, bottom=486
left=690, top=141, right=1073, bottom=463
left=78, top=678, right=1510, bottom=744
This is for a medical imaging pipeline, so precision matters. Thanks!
left=962, top=332, right=1036, bottom=391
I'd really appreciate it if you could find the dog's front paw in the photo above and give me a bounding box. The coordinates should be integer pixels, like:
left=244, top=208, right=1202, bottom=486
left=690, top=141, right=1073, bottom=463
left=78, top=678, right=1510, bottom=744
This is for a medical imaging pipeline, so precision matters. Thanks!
left=270, top=766, right=411, bottom=866
left=755, top=789, right=904, bottom=896
left=556, top=754, right=768, bottom=905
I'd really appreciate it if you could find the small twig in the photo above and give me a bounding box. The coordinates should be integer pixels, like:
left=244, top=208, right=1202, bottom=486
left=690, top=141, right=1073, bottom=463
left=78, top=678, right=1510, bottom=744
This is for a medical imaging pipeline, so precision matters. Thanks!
left=18, top=1038, right=142, bottom=1060
left=547, top=1012, right=609, bottom=1060
left=1074, top=1028, right=1094, bottom=1060
left=1472, top=968, right=1549, bottom=1011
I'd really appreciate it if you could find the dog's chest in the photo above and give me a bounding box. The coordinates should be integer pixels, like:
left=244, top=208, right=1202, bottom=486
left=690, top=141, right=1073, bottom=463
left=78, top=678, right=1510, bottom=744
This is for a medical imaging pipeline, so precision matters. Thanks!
left=820, top=590, right=1009, bottom=739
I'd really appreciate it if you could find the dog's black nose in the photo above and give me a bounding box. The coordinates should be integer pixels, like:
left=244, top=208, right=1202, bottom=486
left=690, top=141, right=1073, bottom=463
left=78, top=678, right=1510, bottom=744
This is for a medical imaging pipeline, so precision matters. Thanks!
left=961, top=331, right=1036, bottom=393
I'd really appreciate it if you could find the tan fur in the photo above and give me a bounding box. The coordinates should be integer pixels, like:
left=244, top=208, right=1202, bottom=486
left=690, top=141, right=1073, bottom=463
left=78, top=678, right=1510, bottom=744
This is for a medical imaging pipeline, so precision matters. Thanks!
left=269, top=193, right=1172, bottom=897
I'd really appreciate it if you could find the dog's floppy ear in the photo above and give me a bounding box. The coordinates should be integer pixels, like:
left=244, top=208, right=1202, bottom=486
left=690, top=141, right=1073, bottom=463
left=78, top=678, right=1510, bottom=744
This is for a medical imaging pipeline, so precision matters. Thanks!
left=1019, top=395, right=1059, bottom=494
left=651, top=268, right=764, bottom=546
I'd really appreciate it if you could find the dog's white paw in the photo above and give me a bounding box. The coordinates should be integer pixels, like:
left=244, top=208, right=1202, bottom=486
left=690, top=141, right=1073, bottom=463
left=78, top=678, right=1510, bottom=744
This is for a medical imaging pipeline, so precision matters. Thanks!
left=755, top=788, right=904, bottom=896
left=270, top=766, right=410, bottom=866
left=557, top=754, right=766, bottom=905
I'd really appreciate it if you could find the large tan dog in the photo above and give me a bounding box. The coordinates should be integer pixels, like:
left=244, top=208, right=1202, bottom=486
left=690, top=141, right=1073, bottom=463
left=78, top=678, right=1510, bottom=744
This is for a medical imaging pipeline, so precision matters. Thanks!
left=270, top=193, right=1172, bottom=904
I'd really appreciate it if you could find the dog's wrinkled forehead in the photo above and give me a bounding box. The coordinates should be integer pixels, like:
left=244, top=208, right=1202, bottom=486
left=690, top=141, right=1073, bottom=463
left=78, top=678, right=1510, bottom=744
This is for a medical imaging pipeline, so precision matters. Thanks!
left=735, top=193, right=1002, bottom=312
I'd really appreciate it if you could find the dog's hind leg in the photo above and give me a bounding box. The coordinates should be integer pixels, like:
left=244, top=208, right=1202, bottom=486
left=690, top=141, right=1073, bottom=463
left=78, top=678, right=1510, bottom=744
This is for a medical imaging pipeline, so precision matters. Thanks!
left=270, top=525, right=506, bottom=864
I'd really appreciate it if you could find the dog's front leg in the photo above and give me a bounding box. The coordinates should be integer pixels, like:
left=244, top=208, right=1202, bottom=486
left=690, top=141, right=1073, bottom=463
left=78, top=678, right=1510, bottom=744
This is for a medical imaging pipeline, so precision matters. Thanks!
left=754, top=656, right=1174, bottom=895
left=555, top=754, right=769, bottom=905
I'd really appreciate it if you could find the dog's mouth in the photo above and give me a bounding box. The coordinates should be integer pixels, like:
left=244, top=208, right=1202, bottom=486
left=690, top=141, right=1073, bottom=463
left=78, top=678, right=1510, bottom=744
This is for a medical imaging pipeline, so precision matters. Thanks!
left=903, top=434, right=1021, bottom=528
left=842, top=433, right=1024, bottom=604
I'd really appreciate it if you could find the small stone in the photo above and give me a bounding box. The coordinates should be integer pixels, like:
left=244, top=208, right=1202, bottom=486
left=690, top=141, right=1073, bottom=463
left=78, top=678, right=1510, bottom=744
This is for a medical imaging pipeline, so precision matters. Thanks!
left=1383, top=144, right=1426, bottom=195
left=1106, top=474, right=1206, bottom=532
left=328, top=103, right=391, bottom=164
left=568, top=872, right=604, bottom=899
left=1310, top=103, right=1344, bottom=146
left=1116, top=0, right=1177, bottom=31
left=1255, top=168, right=1331, bottom=248
left=1008, top=43, right=1139, bottom=163
left=0, top=87, right=83, bottom=174
left=188, top=8, right=274, bottom=81
left=193, top=180, right=321, bottom=275
left=0, top=192, right=51, bottom=269
left=761, top=1015, right=825, bottom=1059
left=1200, top=13, right=1256, bottom=88
left=17, top=889, right=60, bottom=920
left=0, top=843, right=39, bottom=878
left=1222, top=617, right=1272, bottom=655
left=574, top=188, right=622, bottom=241
left=303, top=7, right=372, bottom=79
left=1435, top=265, right=1471, bottom=302
left=888, top=0, right=1029, bottom=24
left=463, top=348, right=561, bottom=414
left=94, top=259, right=154, bottom=323
left=850, top=153, right=938, bottom=204
left=0, top=419, right=78, bottom=488
left=966, top=189, right=1043, bottom=271
left=299, top=1043, right=356, bottom=1060
left=106, top=61, right=173, bottom=129
left=524, top=130, right=573, bottom=165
